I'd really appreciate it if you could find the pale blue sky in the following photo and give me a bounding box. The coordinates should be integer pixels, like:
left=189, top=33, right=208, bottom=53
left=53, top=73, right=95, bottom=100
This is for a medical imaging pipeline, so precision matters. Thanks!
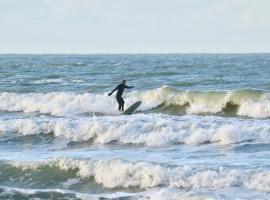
left=0, top=0, right=269, bottom=53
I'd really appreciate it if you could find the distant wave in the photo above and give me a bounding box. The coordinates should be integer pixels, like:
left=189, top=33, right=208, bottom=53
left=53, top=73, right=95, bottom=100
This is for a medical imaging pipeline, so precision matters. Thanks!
left=0, top=86, right=270, bottom=118
left=0, top=115, right=269, bottom=146
left=5, top=158, right=270, bottom=192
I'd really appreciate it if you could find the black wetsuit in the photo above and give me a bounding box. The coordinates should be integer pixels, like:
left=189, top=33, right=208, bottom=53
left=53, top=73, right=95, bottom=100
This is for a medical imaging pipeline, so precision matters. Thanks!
left=110, top=83, right=134, bottom=111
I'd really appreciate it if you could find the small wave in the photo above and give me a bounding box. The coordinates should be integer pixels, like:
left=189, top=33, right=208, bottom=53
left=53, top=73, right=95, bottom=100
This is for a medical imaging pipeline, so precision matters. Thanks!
left=0, top=186, right=79, bottom=200
left=46, top=74, right=62, bottom=79
left=32, top=78, right=64, bottom=84
left=0, top=186, right=268, bottom=200
left=0, top=186, right=114, bottom=200
left=72, top=62, right=87, bottom=66
left=0, top=115, right=269, bottom=146
left=0, top=186, right=144, bottom=200
left=6, top=158, right=270, bottom=192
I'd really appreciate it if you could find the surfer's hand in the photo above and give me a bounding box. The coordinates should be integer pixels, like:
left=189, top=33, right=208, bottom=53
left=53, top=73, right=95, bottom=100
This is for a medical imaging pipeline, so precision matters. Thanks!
left=108, top=93, right=112, bottom=96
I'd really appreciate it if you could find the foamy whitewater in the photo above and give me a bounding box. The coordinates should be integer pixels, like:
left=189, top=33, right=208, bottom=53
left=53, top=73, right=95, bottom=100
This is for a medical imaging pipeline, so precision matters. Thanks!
left=0, top=54, right=270, bottom=200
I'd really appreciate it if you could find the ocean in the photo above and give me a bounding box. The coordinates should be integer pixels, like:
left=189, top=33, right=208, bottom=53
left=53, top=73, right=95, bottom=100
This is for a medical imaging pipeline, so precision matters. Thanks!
left=0, top=54, right=270, bottom=200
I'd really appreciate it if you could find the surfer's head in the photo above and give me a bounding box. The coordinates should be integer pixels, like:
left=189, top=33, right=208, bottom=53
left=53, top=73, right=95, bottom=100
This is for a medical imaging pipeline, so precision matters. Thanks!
left=122, top=80, right=126, bottom=84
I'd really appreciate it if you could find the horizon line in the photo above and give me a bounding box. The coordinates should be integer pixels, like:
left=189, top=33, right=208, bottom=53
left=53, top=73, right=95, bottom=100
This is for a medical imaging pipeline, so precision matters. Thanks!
left=1, top=52, right=270, bottom=55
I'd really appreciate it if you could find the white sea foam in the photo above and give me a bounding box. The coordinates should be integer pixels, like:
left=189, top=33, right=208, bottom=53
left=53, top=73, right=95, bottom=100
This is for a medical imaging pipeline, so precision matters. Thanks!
left=0, top=114, right=269, bottom=146
left=135, top=86, right=270, bottom=118
left=9, top=158, right=270, bottom=193
left=0, top=86, right=270, bottom=118
left=0, top=92, right=120, bottom=116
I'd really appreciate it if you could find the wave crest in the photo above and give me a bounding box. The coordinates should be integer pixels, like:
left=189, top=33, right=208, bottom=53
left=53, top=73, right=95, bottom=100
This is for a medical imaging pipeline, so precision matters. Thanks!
left=136, top=86, right=270, bottom=118
left=8, top=158, right=270, bottom=192
left=1, top=115, right=270, bottom=146
left=0, top=86, right=270, bottom=118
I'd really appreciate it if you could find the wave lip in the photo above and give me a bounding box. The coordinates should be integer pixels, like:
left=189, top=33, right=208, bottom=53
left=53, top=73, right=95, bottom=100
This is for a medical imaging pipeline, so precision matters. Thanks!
left=7, top=158, right=270, bottom=192
left=1, top=114, right=270, bottom=146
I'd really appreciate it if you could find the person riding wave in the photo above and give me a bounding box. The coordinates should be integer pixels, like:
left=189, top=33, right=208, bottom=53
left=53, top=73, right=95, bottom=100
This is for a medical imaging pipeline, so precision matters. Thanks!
left=108, top=80, right=134, bottom=111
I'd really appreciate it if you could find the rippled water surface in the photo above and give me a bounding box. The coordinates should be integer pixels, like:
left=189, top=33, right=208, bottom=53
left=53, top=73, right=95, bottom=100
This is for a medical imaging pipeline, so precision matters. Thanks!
left=0, top=54, right=270, bottom=200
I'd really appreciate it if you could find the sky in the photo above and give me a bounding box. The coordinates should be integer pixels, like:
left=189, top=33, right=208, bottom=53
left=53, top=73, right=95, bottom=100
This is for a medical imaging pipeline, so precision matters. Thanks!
left=0, top=0, right=269, bottom=53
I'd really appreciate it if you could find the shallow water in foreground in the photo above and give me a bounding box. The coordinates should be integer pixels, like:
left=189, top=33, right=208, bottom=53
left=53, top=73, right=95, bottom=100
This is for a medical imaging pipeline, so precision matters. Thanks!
left=0, top=54, right=270, bottom=199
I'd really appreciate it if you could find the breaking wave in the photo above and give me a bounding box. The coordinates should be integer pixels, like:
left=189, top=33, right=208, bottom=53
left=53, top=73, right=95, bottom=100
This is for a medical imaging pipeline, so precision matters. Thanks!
left=137, top=86, right=270, bottom=118
left=6, top=158, right=270, bottom=192
left=0, top=114, right=269, bottom=146
left=0, top=86, right=270, bottom=118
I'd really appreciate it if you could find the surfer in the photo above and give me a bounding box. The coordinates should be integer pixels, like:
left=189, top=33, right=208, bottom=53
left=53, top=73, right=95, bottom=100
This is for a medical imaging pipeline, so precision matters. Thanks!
left=108, top=80, right=134, bottom=111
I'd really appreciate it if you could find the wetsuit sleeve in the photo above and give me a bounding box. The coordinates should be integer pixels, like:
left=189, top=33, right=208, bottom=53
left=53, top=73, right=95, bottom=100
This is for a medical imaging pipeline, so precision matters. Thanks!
left=110, top=85, right=120, bottom=94
left=125, top=85, right=134, bottom=89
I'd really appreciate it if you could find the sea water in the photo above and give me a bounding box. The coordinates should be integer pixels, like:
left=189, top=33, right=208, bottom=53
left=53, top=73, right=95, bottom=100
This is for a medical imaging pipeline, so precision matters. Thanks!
left=0, top=54, right=270, bottom=199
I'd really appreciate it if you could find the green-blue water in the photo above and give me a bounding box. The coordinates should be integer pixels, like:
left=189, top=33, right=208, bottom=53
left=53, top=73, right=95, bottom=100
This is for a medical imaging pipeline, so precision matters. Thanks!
left=0, top=54, right=270, bottom=200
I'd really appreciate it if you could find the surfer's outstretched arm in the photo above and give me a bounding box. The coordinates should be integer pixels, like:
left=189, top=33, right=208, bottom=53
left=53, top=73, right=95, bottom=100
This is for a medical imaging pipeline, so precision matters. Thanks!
left=125, top=85, right=134, bottom=89
left=108, top=85, right=120, bottom=96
